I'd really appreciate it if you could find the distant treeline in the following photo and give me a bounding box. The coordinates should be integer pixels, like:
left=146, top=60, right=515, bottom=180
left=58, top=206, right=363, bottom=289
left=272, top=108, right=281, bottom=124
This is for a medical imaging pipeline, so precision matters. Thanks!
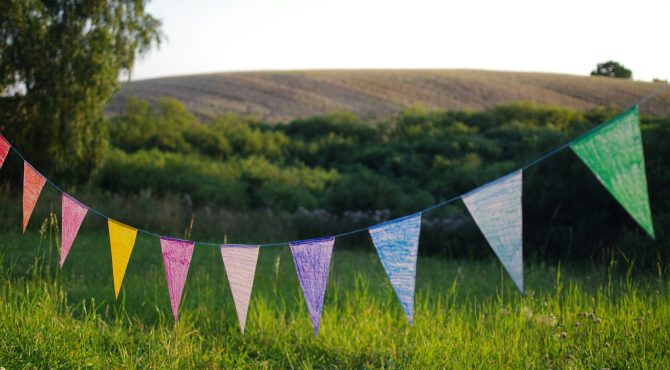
left=89, top=97, right=670, bottom=262
left=3, top=97, right=668, bottom=262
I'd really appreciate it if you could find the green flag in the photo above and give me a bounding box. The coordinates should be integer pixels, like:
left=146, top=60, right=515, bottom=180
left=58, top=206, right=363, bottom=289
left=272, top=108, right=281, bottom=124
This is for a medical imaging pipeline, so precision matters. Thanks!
left=570, top=106, right=654, bottom=238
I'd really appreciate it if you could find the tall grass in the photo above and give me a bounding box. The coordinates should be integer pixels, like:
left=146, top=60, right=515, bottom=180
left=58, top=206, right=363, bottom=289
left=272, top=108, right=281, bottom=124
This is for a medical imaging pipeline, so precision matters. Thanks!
left=0, top=213, right=668, bottom=368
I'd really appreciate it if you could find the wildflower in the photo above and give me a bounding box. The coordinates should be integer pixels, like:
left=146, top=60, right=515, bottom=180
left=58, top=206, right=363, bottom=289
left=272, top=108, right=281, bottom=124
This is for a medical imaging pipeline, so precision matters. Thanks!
left=521, top=306, right=533, bottom=320
left=560, top=331, right=567, bottom=338
left=605, top=342, right=610, bottom=348
left=595, top=318, right=602, bottom=324
left=535, top=314, right=557, bottom=327
left=575, top=321, right=580, bottom=327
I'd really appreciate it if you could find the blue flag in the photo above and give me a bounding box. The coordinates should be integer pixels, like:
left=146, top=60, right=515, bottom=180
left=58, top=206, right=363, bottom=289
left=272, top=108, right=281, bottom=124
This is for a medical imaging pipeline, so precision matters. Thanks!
left=369, top=213, right=421, bottom=325
left=462, top=171, right=524, bottom=293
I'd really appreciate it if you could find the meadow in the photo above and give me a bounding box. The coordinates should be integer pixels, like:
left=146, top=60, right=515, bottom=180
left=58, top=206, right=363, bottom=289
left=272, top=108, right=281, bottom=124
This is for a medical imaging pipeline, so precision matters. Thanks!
left=2, top=93, right=669, bottom=368
left=5, top=3, right=670, bottom=367
left=0, top=215, right=668, bottom=368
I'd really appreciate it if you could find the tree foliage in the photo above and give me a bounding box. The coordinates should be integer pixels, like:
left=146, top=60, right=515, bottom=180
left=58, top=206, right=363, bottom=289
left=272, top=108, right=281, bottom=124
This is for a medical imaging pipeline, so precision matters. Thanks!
left=590, top=60, right=633, bottom=79
left=0, top=0, right=161, bottom=182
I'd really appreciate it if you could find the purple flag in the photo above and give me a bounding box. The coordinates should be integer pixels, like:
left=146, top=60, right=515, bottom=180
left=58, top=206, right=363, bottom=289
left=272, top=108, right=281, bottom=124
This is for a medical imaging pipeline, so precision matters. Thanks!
left=289, top=236, right=335, bottom=335
left=60, top=194, right=88, bottom=268
left=160, top=237, right=195, bottom=321
left=221, top=244, right=260, bottom=334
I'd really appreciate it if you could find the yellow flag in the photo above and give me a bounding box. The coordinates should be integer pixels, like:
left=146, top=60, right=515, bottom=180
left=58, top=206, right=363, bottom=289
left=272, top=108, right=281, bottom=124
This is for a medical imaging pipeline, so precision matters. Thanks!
left=108, top=219, right=138, bottom=298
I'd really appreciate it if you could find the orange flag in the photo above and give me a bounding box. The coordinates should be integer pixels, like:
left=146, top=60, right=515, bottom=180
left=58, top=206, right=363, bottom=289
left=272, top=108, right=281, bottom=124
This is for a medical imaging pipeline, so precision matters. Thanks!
left=23, top=162, right=46, bottom=233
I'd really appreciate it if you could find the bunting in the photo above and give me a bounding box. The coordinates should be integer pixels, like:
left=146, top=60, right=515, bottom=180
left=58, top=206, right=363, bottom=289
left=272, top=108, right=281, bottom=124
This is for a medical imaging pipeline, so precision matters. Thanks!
left=108, top=219, right=138, bottom=298
left=60, top=194, right=88, bottom=268
left=0, top=97, right=662, bottom=332
left=462, top=171, right=524, bottom=292
left=23, top=162, right=47, bottom=233
left=290, top=237, right=335, bottom=335
left=161, top=237, right=195, bottom=321
left=0, top=134, right=10, bottom=170
left=570, top=107, right=655, bottom=238
left=369, top=213, right=421, bottom=325
left=221, top=244, right=259, bottom=333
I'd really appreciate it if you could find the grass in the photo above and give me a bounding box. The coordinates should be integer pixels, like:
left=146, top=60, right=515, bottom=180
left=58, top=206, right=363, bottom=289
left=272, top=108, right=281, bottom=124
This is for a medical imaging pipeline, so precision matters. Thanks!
left=108, top=69, right=670, bottom=122
left=0, top=215, right=669, bottom=368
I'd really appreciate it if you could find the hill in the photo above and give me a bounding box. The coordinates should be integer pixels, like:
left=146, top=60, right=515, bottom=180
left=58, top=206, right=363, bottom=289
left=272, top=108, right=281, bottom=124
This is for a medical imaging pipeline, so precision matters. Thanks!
left=108, top=69, right=670, bottom=122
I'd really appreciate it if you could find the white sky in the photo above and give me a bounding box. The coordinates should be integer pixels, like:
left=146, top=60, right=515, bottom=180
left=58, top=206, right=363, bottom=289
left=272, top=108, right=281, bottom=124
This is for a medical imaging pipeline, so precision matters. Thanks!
left=131, top=0, right=670, bottom=82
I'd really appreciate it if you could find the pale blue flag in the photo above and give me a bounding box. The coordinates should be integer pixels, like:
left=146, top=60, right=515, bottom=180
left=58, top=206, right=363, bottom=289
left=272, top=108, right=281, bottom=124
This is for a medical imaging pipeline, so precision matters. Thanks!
left=369, top=213, right=421, bottom=325
left=462, top=171, right=524, bottom=293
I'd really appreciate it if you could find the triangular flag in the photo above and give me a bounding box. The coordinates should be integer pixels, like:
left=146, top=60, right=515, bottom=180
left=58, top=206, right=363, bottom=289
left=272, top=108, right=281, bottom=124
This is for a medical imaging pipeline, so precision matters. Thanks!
left=60, top=194, right=88, bottom=268
left=462, top=171, right=524, bottom=292
left=570, top=107, right=655, bottom=238
left=0, top=134, right=10, bottom=170
left=221, top=244, right=259, bottom=333
left=289, top=237, right=335, bottom=335
left=161, top=237, right=195, bottom=321
left=23, top=162, right=47, bottom=233
left=108, top=219, right=138, bottom=298
left=369, top=213, right=421, bottom=325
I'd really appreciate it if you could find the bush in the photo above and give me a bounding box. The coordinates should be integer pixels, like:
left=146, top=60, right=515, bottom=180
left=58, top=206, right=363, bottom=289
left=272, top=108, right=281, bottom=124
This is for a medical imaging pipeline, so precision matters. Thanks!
left=91, top=98, right=670, bottom=263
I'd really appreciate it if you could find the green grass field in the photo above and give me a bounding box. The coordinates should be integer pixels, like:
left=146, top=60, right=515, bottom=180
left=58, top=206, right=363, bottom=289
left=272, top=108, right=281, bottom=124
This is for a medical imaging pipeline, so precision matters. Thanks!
left=1, top=219, right=669, bottom=368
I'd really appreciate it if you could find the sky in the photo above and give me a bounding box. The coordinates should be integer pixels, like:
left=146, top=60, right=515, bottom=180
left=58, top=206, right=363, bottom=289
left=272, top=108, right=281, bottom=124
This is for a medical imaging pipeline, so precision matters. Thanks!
left=131, top=0, right=670, bottom=82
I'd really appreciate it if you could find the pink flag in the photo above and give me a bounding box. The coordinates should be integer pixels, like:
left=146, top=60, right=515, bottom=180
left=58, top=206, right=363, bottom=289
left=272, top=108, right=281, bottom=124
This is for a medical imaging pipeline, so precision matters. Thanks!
left=160, top=237, right=195, bottom=321
left=23, top=162, right=46, bottom=233
left=0, top=134, right=10, bottom=170
left=221, top=244, right=260, bottom=334
left=60, top=194, right=88, bottom=268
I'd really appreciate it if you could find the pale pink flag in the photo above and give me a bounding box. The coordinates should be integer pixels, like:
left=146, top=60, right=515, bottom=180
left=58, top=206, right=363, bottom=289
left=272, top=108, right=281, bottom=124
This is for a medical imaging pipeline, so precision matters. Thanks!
left=221, top=244, right=260, bottom=334
left=23, top=162, right=46, bottom=233
left=60, top=194, right=88, bottom=268
left=160, top=237, right=195, bottom=321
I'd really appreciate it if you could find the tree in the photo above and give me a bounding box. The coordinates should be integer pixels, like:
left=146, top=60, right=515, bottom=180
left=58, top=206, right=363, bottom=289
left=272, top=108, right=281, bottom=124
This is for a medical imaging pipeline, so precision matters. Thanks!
left=590, top=60, right=632, bottom=79
left=0, top=1, right=161, bottom=183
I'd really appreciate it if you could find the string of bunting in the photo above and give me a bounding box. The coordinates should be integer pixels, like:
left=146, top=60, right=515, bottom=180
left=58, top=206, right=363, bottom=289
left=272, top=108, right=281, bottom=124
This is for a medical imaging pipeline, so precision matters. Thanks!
left=0, top=87, right=665, bottom=334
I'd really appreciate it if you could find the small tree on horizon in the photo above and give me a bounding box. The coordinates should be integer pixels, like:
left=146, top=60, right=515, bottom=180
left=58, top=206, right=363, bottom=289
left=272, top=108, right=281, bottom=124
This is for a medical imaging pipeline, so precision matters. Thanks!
left=590, top=61, right=633, bottom=79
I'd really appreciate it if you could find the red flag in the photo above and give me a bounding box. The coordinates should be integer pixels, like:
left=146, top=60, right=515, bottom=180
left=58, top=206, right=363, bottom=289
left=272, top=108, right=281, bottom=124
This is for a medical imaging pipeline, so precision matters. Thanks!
left=23, top=162, right=47, bottom=233
left=0, top=134, right=10, bottom=170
